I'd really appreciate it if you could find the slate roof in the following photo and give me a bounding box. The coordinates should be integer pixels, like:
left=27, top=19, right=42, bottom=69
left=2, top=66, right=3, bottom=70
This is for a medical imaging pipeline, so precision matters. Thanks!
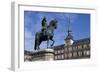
left=65, top=30, right=73, bottom=40
left=51, top=44, right=65, bottom=50
left=52, top=38, right=90, bottom=50
left=73, top=38, right=90, bottom=46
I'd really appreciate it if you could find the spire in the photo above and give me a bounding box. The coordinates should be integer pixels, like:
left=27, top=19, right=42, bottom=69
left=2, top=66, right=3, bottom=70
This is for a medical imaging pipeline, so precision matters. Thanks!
left=65, top=16, right=73, bottom=40
left=68, top=16, right=71, bottom=32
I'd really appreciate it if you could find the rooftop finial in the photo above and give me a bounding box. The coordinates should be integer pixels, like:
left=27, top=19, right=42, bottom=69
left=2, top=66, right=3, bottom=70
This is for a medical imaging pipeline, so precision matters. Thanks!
left=67, top=16, right=72, bottom=34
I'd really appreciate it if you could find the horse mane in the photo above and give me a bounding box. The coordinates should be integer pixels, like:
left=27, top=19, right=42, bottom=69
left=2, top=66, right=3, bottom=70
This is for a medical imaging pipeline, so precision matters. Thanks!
left=49, top=19, right=57, bottom=27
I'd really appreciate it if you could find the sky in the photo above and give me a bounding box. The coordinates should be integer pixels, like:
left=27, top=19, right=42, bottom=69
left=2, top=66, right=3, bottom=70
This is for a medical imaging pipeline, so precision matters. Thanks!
left=24, top=11, right=90, bottom=51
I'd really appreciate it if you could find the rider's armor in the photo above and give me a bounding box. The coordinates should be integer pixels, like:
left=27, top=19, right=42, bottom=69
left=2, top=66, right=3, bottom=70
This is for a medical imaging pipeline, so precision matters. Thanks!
left=41, top=17, right=47, bottom=35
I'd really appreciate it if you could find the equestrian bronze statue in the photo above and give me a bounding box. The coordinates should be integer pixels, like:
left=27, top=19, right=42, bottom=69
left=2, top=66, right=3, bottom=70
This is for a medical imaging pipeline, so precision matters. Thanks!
left=34, top=17, right=58, bottom=50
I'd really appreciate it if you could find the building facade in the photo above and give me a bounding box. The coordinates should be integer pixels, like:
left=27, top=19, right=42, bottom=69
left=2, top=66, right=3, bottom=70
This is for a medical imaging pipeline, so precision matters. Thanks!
left=53, top=38, right=90, bottom=60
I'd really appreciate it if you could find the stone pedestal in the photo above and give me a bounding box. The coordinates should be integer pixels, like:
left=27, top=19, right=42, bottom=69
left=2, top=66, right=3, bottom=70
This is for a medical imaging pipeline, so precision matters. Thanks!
left=32, top=49, right=54, bottom=61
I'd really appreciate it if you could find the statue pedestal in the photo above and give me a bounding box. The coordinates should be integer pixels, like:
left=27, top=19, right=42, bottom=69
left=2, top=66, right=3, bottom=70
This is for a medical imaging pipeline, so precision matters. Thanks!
left=32, top=49, right=54, bottom=61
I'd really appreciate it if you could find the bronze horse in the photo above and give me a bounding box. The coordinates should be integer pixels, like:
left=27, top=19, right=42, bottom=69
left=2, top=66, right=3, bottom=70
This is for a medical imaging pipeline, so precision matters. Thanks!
left=34, top=19, right=58, bottom=50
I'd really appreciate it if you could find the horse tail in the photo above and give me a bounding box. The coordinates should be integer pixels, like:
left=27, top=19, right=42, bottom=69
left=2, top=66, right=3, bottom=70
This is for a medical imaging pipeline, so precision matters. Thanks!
left=34, top=33, right=37, bottom=50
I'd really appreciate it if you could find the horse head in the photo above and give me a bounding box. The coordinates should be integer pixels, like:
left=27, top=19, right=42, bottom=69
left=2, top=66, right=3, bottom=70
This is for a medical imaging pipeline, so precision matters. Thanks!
left=49, top=19, right=58, bottom=29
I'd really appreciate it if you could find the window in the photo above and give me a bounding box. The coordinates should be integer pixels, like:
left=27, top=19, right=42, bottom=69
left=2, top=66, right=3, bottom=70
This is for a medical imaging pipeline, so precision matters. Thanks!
left=68, top=53, right=72, bottom=58
left=58, top=55, right=61, bottom=59
left=68, top=47, right=72, bottom=51
left=83, top=50, right=90, bottom=56
left=72, top=46, right=75, bottom=50
left=65, top=54, right=67, bottom=58
left=83, top=44, right=87, bottom=49
left=78, top=45, right=82, bottom=49
left=73, top=52, right=77, bottom=57
left=75, top=46, right=78, bottom=50
left=61, top=50, right=64, bottom=53
left=55, top=56, right=57, bottom=59
left=60, top=55, right=64, bottom=59
left=55, top=51, right=57, bottom=54
left=84, top=50, right=86, bottom=55
left=86, top=50, right=90, bottom=55
left=58, top=50, right=61, bottom=54
left=65, top=47, right=68, bottom=52
left=88, top=44, right=90, bottom=48
left=78, top=51, right=82, bottom=56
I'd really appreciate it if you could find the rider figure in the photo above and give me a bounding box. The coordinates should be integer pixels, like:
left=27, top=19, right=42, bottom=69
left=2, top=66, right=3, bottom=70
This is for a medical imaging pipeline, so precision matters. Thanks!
left=41, top=17, right=47, bottom=35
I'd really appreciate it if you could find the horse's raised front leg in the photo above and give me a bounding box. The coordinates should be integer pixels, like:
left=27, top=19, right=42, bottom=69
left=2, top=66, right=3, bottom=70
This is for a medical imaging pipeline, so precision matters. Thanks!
left=50, top=39, right=55, bottom=47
